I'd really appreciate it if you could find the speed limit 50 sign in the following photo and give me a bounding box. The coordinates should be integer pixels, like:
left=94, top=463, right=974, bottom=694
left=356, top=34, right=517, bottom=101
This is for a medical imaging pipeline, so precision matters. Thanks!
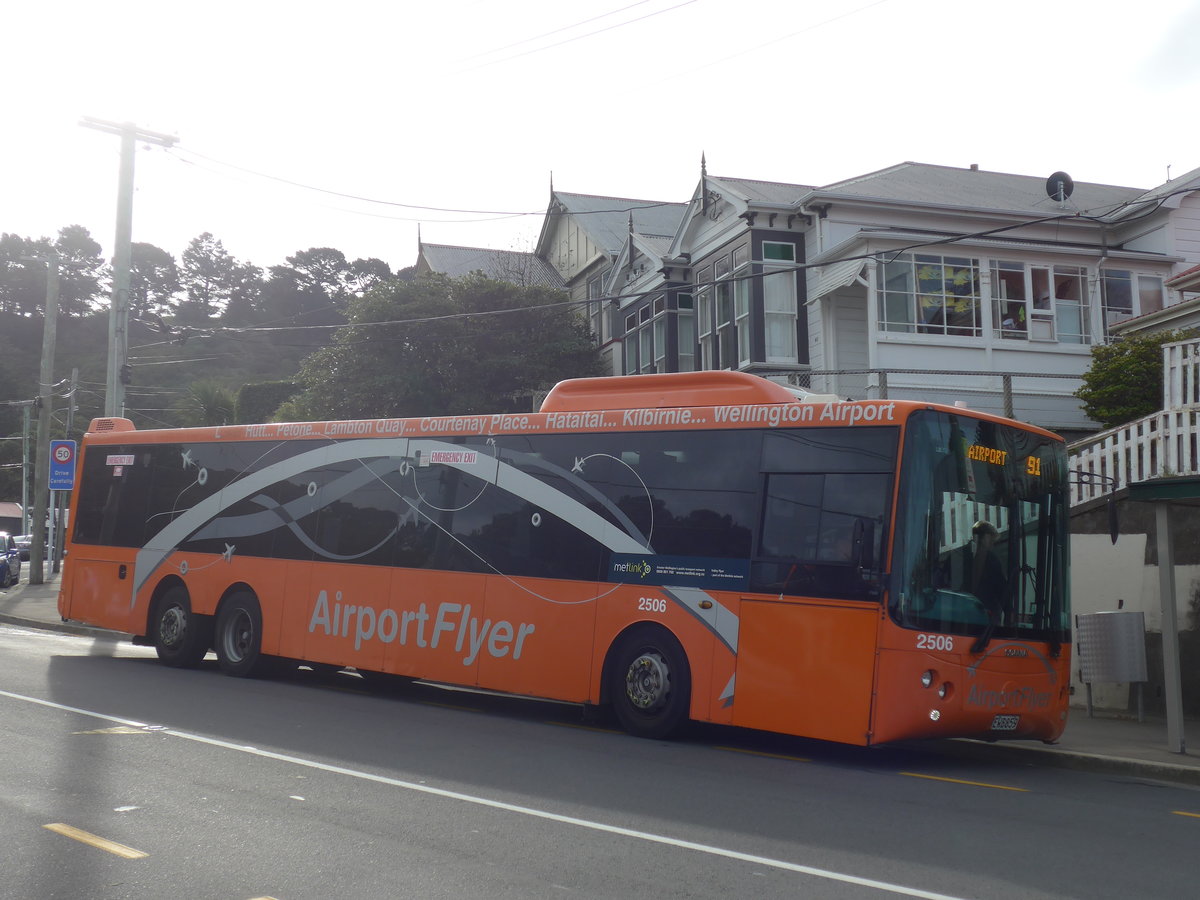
left=49, top=440, right=77, bottom=491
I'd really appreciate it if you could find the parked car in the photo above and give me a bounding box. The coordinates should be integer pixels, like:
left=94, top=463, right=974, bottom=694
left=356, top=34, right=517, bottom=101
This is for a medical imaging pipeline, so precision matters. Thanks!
left=14, top=534, right=31, bottom=561
left=0, top=532, right=21, bottom=588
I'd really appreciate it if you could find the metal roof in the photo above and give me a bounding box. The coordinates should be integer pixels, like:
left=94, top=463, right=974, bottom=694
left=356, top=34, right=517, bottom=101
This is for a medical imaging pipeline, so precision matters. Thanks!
left=550, top=192, right=687, bottom=253
left=811, top=162, right=1143, bottom=217
left=709, top=175, right=811, bottom=204
left=418, top=244, right=566, bottom=288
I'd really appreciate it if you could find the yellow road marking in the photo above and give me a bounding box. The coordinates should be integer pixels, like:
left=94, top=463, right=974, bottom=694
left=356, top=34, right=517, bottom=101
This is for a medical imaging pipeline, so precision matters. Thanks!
left=43, top=823, right=148, bottom=859
left=419, top=700, right=479, bottom=713
left=1172, top=810, right=1200, bottom=818
left=715, top=746, right=810, bottom=763
left=901, top=772, right=1027, bottom=792
left=73, top=726, right=147, bottom=735
left=546, top=721, right=623, bottom=734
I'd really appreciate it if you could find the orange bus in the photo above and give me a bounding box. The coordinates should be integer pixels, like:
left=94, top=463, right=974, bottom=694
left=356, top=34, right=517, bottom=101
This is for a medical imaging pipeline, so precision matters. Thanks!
left=58, top=371, right=1070, bottom=746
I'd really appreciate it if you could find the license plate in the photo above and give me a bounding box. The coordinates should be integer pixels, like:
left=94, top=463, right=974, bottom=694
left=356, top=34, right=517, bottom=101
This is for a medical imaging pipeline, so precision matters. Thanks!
left=990, top=714, right=1020, bottom=731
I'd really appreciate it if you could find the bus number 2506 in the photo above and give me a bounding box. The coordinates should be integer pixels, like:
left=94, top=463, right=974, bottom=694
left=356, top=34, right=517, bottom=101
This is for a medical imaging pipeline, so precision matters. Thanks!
left=638, top=597, right=667, bottom=613
left=917, top=634, right=955, bottom=651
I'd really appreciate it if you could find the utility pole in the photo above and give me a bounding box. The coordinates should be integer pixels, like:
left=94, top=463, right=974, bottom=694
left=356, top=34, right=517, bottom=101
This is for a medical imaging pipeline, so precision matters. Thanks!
left=51, top=368, right=79, bottom=575
left=28, top=256, right=60, bottom=586
left=80, top=117, right=177, bottom=417
left=21, top=404, right=30, bottom=534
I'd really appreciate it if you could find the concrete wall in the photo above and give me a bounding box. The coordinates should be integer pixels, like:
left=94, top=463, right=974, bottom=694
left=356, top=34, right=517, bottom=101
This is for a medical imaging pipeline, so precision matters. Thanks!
left=1071, top=495, right=1200, bottom=715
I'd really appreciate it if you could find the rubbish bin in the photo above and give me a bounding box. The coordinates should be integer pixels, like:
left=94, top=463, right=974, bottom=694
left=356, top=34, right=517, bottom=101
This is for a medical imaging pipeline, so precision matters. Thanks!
left=1075, top=610, right=1148, bottom=720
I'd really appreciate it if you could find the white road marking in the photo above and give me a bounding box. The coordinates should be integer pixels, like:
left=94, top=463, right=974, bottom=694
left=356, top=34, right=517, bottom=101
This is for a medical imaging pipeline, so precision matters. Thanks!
left=1, top=687, right=969, bottom=900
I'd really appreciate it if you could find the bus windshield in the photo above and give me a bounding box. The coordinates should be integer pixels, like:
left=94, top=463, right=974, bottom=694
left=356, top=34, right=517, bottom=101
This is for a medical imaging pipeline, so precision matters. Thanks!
left=890, top=409, right=1070, bottom=647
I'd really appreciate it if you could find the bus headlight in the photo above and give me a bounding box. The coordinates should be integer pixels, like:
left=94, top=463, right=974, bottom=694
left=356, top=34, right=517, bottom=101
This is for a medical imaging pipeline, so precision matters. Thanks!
left=921, top=670, right=936, bottom=688
left=938, top=682, right=953, bottom=699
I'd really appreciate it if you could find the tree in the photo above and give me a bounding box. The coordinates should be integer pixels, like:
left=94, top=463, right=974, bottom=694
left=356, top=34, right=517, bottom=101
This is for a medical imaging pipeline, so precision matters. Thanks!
left=54, top=225, right=107, bottom=316
left=221, top=260, right=265, bottom=326
left=293, top=273, right=603, bottom=419
left=1076, top=330, right=1195, bottom=429
left=129, top=242, right=182, bottom=319
left=178, top=233, right=236, bottom=323
left=259, top=248, right=391, bottom=331
left=235, top=380, right=297, bottom=424
left=0, top=233, right=51, bottom=316
left=177, top=381, right=236, bottom=426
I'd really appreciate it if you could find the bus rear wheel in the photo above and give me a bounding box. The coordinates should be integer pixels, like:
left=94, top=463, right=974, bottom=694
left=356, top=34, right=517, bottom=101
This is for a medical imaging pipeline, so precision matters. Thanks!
left=608, top=626, right=691, bottom=740
left=151, top=586, right=210, bottom=668
left=215, top=591, right=272, bottom=678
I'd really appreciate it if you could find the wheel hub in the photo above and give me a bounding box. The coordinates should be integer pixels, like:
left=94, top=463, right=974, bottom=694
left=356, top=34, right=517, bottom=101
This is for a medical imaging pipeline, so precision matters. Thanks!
left=160, top=606, right=186, bottom=646
left=625, top=652, right=671, bottom=711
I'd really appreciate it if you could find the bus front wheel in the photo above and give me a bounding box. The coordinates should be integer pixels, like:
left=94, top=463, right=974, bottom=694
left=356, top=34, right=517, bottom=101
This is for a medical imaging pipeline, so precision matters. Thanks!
left=215, top=591, right=271, bottom=678
left=608, top=627, right=691, bottom=740
left=151, top=586, right=210, bottom=668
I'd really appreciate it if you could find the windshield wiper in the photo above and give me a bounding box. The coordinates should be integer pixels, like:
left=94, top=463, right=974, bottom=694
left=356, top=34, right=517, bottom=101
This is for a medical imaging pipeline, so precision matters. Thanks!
left=970, top=619, right=996, bottom=655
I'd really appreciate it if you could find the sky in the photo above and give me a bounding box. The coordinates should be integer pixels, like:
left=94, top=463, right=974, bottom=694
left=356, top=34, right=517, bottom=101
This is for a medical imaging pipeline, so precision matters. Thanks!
left=4, top=0, right=1200, bottom=276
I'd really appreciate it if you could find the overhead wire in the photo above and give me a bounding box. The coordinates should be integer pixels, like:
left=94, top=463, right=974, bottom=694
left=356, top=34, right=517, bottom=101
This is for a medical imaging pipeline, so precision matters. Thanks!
left=458, top=0, right=700, bottom=73
left=122, top=182, right=1194, bottom=351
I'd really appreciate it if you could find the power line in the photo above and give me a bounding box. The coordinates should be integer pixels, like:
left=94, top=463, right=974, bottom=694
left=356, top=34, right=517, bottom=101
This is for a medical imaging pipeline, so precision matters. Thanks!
left=458, top=0, right=700, bottom=73
left=458, top=0, right=656, bottom=62
left=165, top=146, right=680, bottom=223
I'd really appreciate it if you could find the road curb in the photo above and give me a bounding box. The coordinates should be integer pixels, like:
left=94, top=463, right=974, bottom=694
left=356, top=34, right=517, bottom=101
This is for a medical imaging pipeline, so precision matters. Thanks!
left=0, top=612, right=131, bottom=642
left=920, top=736, right=1200, bottom=788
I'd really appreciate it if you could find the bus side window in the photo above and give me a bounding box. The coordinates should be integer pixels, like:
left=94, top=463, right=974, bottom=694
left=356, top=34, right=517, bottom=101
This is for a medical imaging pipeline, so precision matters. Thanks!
left=758, top=473, right=821, bottom=560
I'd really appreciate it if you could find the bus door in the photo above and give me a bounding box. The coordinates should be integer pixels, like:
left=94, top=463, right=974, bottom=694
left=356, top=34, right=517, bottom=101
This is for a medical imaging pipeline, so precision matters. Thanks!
left=736, top=435, right=896, bottom=744
left=731, top=598, right=878, bottom=745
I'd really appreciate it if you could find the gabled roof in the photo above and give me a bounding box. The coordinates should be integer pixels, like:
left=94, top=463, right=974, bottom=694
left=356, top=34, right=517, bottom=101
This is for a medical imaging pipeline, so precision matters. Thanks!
left=1107, top=165, right=1200, bottom=222
left=604, top=232, right=677, bottom=298
left=808, top=162, right=1143, bottom=216
left=1168, top=263, right=1200, bottom=290
left=536, top=191, right=687, bottom=258
left=417, top=243, right=565, bottom=288
left=706, top=175, right=811, bottom=205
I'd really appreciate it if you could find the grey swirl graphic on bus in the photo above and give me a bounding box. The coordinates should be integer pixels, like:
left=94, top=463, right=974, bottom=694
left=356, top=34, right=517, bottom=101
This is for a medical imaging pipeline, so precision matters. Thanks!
left=130, top=436, right=741, bottom=656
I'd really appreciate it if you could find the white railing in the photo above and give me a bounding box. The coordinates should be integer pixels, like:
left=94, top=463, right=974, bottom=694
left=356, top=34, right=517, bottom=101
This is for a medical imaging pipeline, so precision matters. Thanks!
left=1069, top=336, right=1200, bottom=504
left=1070, top=408, right=1200, bottom=504
left=1164, top=338, right=1200, bottom=408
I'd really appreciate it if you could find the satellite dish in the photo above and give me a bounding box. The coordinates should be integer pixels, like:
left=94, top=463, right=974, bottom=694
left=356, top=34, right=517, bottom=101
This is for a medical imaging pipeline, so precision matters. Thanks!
left=1046, top=171, right=1074, bottom=203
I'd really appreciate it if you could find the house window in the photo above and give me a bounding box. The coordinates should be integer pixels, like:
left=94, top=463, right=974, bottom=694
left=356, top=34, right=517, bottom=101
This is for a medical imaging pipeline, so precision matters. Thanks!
left=677, top=293, right=696, bottom=372
left=696, top=266, right=713, bottom=370
left=762, top=242, right=798, bottom=360
left=623, top=312, right=638, bottom=374
left=1101, top=270, right=1134, bottom=334
left=587, top=275, right=605, bottom=343
left=715, top=256, right=735, bottom=368
left=639, top=306, right=654, bottom=374
left=733, top=246, right=751, bottom=366
left=990, top=260, right=1029, bottom=339
left=879, top=253, right=981, bottom=337
left=1048, top=265, right=1088, bottom=344
left=1139, top=275, right=1164, bottom=316
left=652, top=296, right=667, bottom=373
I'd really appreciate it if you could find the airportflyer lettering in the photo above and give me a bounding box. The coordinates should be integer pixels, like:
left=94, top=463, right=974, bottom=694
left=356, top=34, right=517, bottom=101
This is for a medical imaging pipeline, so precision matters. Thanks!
left=307, top=590, right=535, bottom=666
left=965, top=684, right=1051, bottom=710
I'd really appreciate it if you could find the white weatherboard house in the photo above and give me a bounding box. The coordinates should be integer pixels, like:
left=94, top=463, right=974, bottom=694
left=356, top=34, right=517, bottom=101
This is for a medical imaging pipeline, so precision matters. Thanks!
left=417, top=161, right=1200, bottom=437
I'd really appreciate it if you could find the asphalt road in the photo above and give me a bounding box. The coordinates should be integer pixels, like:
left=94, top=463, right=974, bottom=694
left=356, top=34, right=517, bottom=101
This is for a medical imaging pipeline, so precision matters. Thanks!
left=3, top=623, right=1199, bottom=900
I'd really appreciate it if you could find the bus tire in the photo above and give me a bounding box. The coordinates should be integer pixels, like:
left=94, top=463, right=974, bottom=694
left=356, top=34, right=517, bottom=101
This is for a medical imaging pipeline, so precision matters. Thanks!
left=608, top=626, right=691, bottom=740
left=151, top=586, right=210, bottom=668
left=214, top=591, right=272, bottom=678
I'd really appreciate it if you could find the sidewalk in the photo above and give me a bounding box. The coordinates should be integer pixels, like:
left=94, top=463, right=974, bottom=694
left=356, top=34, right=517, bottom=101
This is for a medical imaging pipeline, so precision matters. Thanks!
left=5, top=573, right=1200, bottom=785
